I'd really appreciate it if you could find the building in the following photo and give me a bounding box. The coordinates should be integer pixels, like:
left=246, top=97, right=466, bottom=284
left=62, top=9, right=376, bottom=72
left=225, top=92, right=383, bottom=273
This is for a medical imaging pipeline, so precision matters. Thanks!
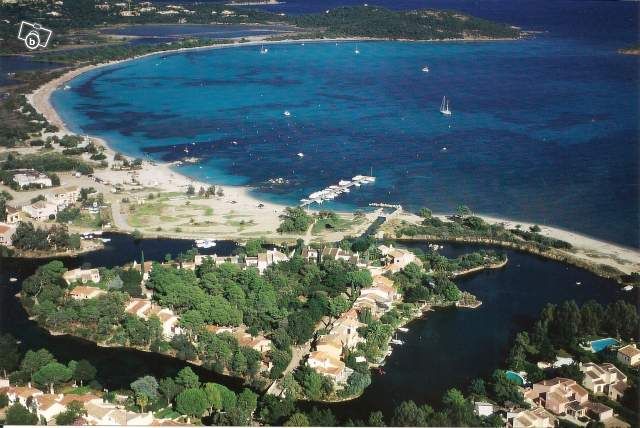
left=316, top=335, right=343, bottom=357
left=69, top=285, right=106, bottom=300
left=6, top=206, right=21, bottom=224
left=63, top=268, right=101, bottom=285
left=1, top=384, right=44, bottom=407
left=35, top=394, right=68, bottom=422
left=22, top=200, right=58, bottom=221
left=617, top=344, right=640, bottom=367
left=307, top=351, right=352, bottom=384
left=234, top=330, right=272, bottom=354
left=0, top=223, right=16, bottom=246
left=378, top=244, right=420, bottom=272
left=583, top=401, right=614, bottom=422
left=125, top=298, right=153, bottom=318
left=330, top=316, right=364, bottom=350
left=321, top=247, right=366, bottom=267
left=474, top=401, right=494, bottom=417
left=301, top=246, right=320, bottom=263
left=13, top=170, right=52, bottom=189
left=507, top=406, right=557, bottom=428
left=524, top=377, right=589, bottom=416
left=85, top=400, right=154, bottom=425
left=148, top=306, right=181, bottom=339
left=46, top=186, right=80, bottom=209
left=580, top=362, right=628, bottom=401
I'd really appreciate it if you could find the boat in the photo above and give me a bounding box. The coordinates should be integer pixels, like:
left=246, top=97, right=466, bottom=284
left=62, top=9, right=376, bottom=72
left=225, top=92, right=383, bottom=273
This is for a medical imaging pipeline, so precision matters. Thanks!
left=195, top=239, right=216, bottom=249
left=63, top=85, right=71, bottom=90
left=100, top=238, right=111, bottom=243
left=390, top=339, right=404, bottom=345
left=398, top=327, right=409, bottom=332
left=9, top=277, right=17, bottom=283
left=622, top=285, right=634, bottom=291
left=260, top=45, right=268, bottom=54
left=297, top=152, right=304, bottom=158
left=422, top=65, right=430, bottom=72
left=575, top=281, right=582, bottom=286
left=283, top=110, right=291, bottom=117
left=354, top=44, right=360, bottom=55
left=440, top=96, right=452, bottom=116
left=441, top=147, right=448, bottom=152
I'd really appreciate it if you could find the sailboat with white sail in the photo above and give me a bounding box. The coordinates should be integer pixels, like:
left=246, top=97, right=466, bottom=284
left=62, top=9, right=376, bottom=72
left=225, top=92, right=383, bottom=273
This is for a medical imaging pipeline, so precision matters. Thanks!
left=440, top=96, right=452, bottom=116
left=260, top=45, right=268, bottom=54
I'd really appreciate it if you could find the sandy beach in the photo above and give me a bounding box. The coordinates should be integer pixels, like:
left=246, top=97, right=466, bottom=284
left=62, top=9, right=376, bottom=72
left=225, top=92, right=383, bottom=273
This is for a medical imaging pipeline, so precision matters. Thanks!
left=21, top=35, right=640, bottom=275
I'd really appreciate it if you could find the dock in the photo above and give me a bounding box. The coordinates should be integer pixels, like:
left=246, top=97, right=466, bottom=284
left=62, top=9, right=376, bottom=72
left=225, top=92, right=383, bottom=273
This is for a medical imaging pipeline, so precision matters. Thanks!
left=299, top=175, right=376, bottom=207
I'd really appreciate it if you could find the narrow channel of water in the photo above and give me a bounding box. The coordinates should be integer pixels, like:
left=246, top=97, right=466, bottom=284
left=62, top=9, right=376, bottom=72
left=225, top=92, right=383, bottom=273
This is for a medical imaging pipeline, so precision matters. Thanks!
left=1, top=238, right=632, bottom=421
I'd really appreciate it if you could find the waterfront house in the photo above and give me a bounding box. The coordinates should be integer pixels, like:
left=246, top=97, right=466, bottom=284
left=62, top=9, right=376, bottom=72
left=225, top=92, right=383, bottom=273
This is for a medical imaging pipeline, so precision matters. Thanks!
left=46, top=186, right=80, bottom=209
left=330, top=316, right=364, bottom=350
left=13, top=170, right=52, bottom=189
left=125, top=298, right=153, bottom=318
left=378, top=244, right=421, bottom=273
left=506, top=406, right=557, bottom=428
left=617, top=344, right=640, bottom=367
left=321, top=246, right=367, bottom=267
left=524, top=378, right=589, bottom=416
left=148, top=306, right=181, bottom=339
left=131, top=260, right=154, bottom=281
left=316, top=335, right=343, bottom=357
left=69, top=285, right=106, bottom=300
left=0, top=223, right=16, bottom=246
left=6, top=205, right=21, bottom=224
left=84, top=400, right=154, bottom=425
left=235, top=331, right=272, bottom=354
left=579, top=362, right=628, bottom=401
left=22, top=200, right=58, bottom=221
left=1, top=384, right=44, bottom=407
left=307, top=351, right=352, bottom=384
left=63, top=268, right=101, bottom=285
left=205, top=325, right=235, bottom=335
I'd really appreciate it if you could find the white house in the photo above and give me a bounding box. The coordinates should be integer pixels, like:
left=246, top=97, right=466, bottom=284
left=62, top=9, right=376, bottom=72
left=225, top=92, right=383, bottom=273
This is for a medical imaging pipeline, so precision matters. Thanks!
left=474, top=401, right=494, bottom=417
left=148, top=307, right=182, bottom=339
left=125, top=298, right=153, bottom=318
left=6, top=206, right=21, bottom=224
left=580, top=362, right=628, bottom=401
left=378, top=244, right=420, bottom=272
left=46, top=186, right=80, bottom=209
left=307, top=351, right=352, bottom=384
left=617, top=344, right=640, bottom=367
left=2, top=384, right=44, bottom=407
left=35, top=394, right=68, bottom=423
left=13, top=170, right=52, bottom=189
left=22, top=200, right=58, bottom=221
left=506, top=406, right=556, bottom=428
left=63, top=268, right=101, bottom=285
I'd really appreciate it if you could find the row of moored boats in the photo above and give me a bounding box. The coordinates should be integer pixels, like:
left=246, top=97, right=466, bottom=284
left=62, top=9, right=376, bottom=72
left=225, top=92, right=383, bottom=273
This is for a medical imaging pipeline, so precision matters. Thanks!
left=301, top=175, right=375, bottom=205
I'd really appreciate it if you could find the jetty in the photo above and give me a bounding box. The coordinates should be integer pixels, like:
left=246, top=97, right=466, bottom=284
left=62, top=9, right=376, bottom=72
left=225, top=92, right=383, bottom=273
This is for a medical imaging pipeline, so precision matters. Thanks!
left=300, top=175, right=375, bottom=206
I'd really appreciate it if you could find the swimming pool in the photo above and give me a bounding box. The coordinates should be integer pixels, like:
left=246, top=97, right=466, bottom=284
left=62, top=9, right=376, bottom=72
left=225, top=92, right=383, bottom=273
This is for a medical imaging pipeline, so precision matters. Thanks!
left=505, top=370, right=525, bottom=386
left=590, top=338, right=619, bottom=352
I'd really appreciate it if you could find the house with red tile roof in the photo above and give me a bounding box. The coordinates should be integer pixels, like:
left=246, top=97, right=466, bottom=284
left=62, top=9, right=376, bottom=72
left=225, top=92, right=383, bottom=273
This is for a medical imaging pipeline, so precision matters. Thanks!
left=580, top=362, right=628, bottom=401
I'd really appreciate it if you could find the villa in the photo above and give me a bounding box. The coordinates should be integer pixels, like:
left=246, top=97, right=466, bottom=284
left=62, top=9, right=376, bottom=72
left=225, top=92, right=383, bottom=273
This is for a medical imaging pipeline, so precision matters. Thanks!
left=35, top=394, right=68, bottom=423
left=0, top=223, right=16, bottom=246
left=506, top=406, right=557, bottom=428
left=316, top=335, right=344, bottom=356
left=194, top=250, right=289, bottom=274
left=63, top=268, right=101, bottom=285
left=125, top=298, right=153, bottom=318
left=321, top=247, right=366, bottom=267
left=234, top=329, right=272, bottom=354
left=474, top=401, right=495, bottom=417
left=307, top=350, right=352, bottom=384
left=69, top=285, right=106, bottom=300
left=301, top=246, right=320, bottom=263
left=378, top=244, right=421, bottom=272
left=5, top=205, right=21, bottom=224
left=1, top=384, right=44, bottom=407
left=524, top=377, right=589, bottom=416
left=12, top=170, right=52, bottom=189
left=147, top=306, right=181, bottom=339
left=22, top=200, right=58, bottom=221
left=46, top=186, right=80, bottom=209
left=617, top=344, right=640, bottom=367
left=84, top=401, right=154, bottom=425
left=582, top=402, right=614, bottom=423
left=579, top=362, right=628, bottom=401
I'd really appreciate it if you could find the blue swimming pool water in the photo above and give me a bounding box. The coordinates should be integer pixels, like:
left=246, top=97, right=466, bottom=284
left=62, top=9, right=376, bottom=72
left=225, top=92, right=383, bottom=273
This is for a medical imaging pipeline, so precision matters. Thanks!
left=590, top=337, right=619, bottom=353
left=505, top=370, right=525, bottom=386
left=51, top=2, right=639, bottom=247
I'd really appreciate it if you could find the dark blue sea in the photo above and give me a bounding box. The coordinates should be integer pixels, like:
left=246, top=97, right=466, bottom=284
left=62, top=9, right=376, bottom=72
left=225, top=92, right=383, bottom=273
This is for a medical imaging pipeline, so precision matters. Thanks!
left=51, top=0, right=640, bottom=247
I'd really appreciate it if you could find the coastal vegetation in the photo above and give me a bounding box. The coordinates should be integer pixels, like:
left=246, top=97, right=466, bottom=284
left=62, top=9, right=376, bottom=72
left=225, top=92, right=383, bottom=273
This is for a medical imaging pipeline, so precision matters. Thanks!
left=290, top=6, right=520, bottom=40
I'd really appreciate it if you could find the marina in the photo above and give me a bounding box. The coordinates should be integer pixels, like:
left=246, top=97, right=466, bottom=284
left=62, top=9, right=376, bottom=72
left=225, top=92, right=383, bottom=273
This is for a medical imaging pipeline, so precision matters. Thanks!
left=300, top=175, right=375, bottom=206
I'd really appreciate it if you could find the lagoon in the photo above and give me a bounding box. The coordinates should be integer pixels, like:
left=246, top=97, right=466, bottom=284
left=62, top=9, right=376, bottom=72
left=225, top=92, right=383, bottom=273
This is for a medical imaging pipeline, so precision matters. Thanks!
left=0, top=239, right=631, bottom=419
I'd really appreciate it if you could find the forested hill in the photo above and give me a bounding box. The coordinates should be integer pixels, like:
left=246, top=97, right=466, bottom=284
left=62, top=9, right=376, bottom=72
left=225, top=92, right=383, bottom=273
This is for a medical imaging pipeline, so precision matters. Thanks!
left=289, top=6, right=521, bottom=40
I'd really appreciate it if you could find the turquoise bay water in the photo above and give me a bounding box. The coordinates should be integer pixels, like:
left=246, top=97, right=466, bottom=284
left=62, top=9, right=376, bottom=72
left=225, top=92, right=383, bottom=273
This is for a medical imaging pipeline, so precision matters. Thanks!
left=52, top=37, right=639, bottom=246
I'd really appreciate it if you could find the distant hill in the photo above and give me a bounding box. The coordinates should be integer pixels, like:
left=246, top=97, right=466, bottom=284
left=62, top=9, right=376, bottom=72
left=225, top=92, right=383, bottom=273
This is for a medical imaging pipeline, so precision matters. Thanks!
left=289, top=6, right=521, bottom=40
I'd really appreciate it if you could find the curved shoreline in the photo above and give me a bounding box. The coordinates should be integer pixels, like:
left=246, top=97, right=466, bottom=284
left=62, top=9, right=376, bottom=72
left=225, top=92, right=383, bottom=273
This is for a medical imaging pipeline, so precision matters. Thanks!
left=23, top=37, right=640, bottom=274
